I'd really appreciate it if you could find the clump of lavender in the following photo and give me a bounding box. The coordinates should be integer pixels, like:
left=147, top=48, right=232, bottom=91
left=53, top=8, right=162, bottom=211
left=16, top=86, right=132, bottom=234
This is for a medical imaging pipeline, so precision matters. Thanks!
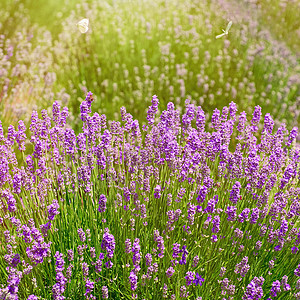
left=0, top=93, right=299, bottom=299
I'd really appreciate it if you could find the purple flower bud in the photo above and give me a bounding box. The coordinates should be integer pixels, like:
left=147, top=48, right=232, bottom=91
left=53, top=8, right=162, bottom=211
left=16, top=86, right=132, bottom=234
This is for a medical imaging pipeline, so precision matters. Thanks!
left=67, top=249, right=74, bottom=262
left=146, top=95, right=159, bottom=126
left=185, top=271, right=195, bottom=286
left=129, top=271, right=138, bottom=290
left=98, top=194, right=108, bottom=213
left=193, top=273, right=205, bottom=286
left=47, top=199, right=60, bottom=221
left=77, top=228, right=86, bottom=242
left=270, top=280, right=281, bottom=297
left=242, top=277, right=264, bottom=300
left=101, top=229, right=115, bottom=259
left=286, top=127, right=298, bottom=146
left=166, top=267, right=175, bottom=278
left=102, top=286, right=108, bottom=299
left=229, top=181, right=241, bottom=205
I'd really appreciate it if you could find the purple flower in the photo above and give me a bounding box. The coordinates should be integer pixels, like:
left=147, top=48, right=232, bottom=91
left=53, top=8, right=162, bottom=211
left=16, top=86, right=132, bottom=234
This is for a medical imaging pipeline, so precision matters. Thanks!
left=6, top=267, right=22, bottom=297
left=295, top=264, right=300, bottom=277
left=52, top=101, right=61, bottom=124
left=102, top=286, right=108, bottom=299
left=67, top=249, right=74, bottom=262
left=229, top=181, right=241, bottom=204
left=82, top=262, right=89, bottom=278
left=80, top=93, right=93, bottom=122
left=172, top=243, right=181, bottom=258
left=196, top=106, right=205, bottom=131
left=211, top=235, right=218, bottom=242
left=40, top=222, right=52, bottom=237
left=286, top=127, right=298, bottom=146
left=229, top=101, right=237, bottom=121
left=10, top=254, right=21, bottom=268
left=280, top=164, right=296, bottom=189
left=125, top=239, right=132, bottom=254
left=235, top=256, right=250, bottom=277
left=237, top=111, right=247, bottom=133
left=154, top=230, right=164, bottom=258
left=123, top=187, right=131, bottom=202
left=263, top=113, right=274, bottom=135
left=85, top=91, right=94, bottom=105
left=255, top=241, right=262, bottom=250
left=129, top=271, right=138, bottom=291
left=211, top=108, right=220, bottom=130
left=281, top=275, right=291, bottom=292
left=212, top=215, right=220, bottom=233
left=90, top=247, right=96, bottom=259
left=180, top=285, right=189, bottom=298
left=2, top=190, right=17, bottom=212
left=85, top=279, right=95, bottom=298
left=13, top=173, right=22, bottom=194
left=185, top=271, right=195, bottom=286
left=163, top=284, right=168, bottom=298
left=105, top=260, right=113, bottom=269
left=166, top=267, right=175, bottom=278
left=101, top=229, right=115, bottom=259
left=98, top=194, right=108, bottom=213
left=250, top=207, right=260, bottom=224
left=251, top=105, right=261, bottom=131
left=52, top=255, right=67, bottom=300
left=193, top=273, right=205, bottom=286
left=192, top=255, right=199, bottom=268
left=226, top=206, right=237, bottom=222
left=179, top=245, right=188, bottom=265
left=270, top=280, right=281, bottom=297
left=145, top=253, right=152, bottom=266
left=154, top=185, right=161, bottom=199
left=47, top=199, right=60, bottom=221
left=238, top=208, right=250, bottom=223
left=196, top=185, right=207, bottom=203
left=54, top=252, right=65, bottom=273
left=205, top=195, right=218, bottom=213
left=132, top=238, right=141, bottom=265
left=26, top=241, right=52, bottom=265
left=146, top=95, right=159, bottom=126
left=77, top=228, right=86, bottom=242
left=242, top=277, right=264, bottom=300
left=22, top=225, right=32, bottom=244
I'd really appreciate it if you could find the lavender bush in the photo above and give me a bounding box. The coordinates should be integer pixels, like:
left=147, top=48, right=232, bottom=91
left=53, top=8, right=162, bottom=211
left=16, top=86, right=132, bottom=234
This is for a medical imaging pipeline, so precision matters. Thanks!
left=0, top=93, right=300, bottom=299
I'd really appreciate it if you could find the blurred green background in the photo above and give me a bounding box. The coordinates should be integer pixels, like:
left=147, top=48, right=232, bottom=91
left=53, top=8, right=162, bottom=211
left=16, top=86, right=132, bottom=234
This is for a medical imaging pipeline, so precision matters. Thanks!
left=0, top=0, right=299, bottom=131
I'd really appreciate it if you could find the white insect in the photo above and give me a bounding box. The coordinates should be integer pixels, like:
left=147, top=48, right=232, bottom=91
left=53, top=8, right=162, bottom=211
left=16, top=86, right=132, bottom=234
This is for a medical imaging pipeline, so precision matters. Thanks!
left=77, top=18, right=89, bottom=33
left=216, top=21, right=232, bottom=39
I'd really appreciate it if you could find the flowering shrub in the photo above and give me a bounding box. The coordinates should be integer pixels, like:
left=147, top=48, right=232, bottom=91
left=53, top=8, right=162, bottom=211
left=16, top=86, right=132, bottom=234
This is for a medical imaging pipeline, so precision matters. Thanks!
left=0, top=93, right=300, bottom=299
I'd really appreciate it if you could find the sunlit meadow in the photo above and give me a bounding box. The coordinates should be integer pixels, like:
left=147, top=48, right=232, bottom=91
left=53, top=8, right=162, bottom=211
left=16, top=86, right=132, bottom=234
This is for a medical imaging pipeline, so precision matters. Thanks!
left=0, top=0, right=299, bottom=128
left=0, top=0, right=300, bottom=299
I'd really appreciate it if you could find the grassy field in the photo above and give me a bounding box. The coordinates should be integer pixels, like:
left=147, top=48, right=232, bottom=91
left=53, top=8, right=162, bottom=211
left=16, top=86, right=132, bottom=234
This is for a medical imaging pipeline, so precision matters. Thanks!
left=0, top=0, right=300, bottom=299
